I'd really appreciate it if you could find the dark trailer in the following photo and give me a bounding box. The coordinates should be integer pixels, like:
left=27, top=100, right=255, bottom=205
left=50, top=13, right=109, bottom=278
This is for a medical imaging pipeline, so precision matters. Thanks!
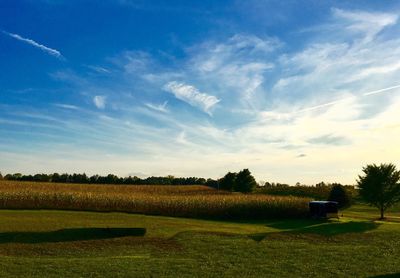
left=309, top=201, right=339, bottom=219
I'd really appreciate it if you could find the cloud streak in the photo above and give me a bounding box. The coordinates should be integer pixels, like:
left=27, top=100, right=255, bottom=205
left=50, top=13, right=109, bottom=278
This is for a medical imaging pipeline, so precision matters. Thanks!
left=54, top=103, right=80, bottom=110
left=145, top=101, right=169, bottom=113
left=297, top=84, right=400, bottom=113
left=333, top=8, right=398, bottom=41
left=163, top=81, right=220, bottom=115
left=2, top=31, right=63, bottom=59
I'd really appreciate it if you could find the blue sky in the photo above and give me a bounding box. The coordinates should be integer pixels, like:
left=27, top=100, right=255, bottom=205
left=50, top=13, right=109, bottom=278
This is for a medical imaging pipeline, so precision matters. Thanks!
left=1, top=0, right=400, bottom=184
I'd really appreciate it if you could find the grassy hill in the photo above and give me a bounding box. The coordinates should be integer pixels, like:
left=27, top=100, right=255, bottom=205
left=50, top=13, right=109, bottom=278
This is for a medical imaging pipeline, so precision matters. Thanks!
left=0, top=205, right=399, bottom=277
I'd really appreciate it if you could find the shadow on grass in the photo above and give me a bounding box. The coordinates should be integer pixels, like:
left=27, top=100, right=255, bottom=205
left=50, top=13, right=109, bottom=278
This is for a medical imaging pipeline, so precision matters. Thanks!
left=0, top=228, right=146, bottom=244
left=298, top=221, right=380, bottom=236
left=248, top=220, right=380, bottom=242
left=265, top=219, right=326, bottom=230
left=371, top=274, right=400, bottom=278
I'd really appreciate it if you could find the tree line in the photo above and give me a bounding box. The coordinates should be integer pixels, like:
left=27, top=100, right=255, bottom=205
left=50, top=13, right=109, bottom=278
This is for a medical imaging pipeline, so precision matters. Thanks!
left=256, top=181, right=356, bottom=200
left=0, top=169, right=258, bottom=193
left=0, top=172, right=215, bottom=186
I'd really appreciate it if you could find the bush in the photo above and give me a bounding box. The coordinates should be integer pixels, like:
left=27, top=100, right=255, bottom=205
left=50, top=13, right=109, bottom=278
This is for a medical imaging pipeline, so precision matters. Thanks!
left=328, top=183, right=352, bottom=208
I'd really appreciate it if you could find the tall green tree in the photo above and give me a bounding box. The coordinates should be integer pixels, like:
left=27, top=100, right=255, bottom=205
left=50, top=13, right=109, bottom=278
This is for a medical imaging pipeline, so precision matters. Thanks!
left=235, top=169, right=257, bottom=193
left=219, top=172, right=237, bottom=191
left=357, top=163, right=400, bottom=219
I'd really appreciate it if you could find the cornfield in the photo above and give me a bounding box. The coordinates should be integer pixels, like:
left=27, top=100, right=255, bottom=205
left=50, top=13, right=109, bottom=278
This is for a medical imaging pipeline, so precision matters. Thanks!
left=0, top=180, right=310, bottom=219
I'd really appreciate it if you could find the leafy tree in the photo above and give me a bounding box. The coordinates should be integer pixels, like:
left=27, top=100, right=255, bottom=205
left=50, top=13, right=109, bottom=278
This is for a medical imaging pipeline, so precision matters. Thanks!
left=235, top=169, right=257, bottom=193
left=315, top=181, right=326, bottom=187
left=264, top=182, right=273, bottom=188
left=205, top=178, right=219, bottom=188
left=357, top=163, right=400, bottom=219
left=51, top=173, right=60, bottom=182
left=0, top=172, right=2, bottom=180
left=219, top=172, right=237, bottom=191
left=328, top=183, right=352, bottom=208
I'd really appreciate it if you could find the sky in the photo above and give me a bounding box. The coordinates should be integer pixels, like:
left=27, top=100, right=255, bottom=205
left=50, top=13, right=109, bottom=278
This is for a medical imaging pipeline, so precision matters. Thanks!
left=1, top=0, right=400, bottom=184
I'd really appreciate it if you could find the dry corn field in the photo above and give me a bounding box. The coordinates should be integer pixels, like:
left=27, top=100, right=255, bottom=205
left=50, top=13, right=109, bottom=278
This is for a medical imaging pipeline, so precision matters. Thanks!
left=0, top=180, right=310, bottom=219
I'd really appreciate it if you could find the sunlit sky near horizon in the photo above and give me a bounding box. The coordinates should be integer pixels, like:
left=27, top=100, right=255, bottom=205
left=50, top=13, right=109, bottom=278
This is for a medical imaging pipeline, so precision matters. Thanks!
left=1, top=0, right=400, bottom=184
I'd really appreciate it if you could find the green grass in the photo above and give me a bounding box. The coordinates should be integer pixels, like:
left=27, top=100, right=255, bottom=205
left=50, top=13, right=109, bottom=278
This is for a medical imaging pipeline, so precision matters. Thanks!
left=0, top=204, right=400, bottom=277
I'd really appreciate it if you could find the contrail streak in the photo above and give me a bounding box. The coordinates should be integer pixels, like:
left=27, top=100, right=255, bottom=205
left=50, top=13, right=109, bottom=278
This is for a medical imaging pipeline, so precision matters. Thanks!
left=297, top=84, right=400, bottom=113
left=2, top=30, right=63, bottom=59
left=362, top=84, right=400, bottom=96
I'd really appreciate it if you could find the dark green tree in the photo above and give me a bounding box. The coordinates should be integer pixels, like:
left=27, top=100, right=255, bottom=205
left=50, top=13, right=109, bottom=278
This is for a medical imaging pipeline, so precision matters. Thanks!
left=51, top=173, right=61, bottom=182
left=328, top=183, right=352, bottom=208
left=235, top=169, right=257, bottom=193
left=218, top=172, right=237, bottom=191
left=205, top=178, right=219, bottom=188
left=357, top=163, right=400, bottom=219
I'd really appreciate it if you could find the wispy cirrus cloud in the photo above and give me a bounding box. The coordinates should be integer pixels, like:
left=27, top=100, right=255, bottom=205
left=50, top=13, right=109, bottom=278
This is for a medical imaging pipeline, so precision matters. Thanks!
left=188, top=34, right=277, bottom=104
left=2, top=31, right=63, bottom=59
left=332, top=8, right=398, bottom=41
left=86, top=65, right=111, bottom=74
left=93, top=96, right=106, bottom=109
left=163, top=81, right=220, bottom=115
left=54, top=103, right=80, bottom=110
left=307, top=134, right=351, bottom=146
left=145, top=101, right=169, bottom=113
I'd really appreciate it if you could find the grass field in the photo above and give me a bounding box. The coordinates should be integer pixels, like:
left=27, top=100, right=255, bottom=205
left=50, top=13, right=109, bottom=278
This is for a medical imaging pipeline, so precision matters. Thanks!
left=0, top=180, right=399, bottom=277
left=0, top=204, right=399, bottom=277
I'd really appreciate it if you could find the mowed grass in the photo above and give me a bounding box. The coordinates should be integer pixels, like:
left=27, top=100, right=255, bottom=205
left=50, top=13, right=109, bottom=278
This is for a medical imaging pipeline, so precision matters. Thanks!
left=0, top=206, right=399, bottom=277
left=342, top=203, right=400, bottom=222
left=1, top=180, right=400, bottom=277
left=0, top=180, right=309, bottom=219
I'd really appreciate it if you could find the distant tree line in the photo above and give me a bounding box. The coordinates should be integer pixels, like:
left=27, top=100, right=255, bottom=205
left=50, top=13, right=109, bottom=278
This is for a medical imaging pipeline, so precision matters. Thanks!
left=255, top=181, right=356, bottom=202
left=0, top=169, right=258, bottom=193
left=0, top=172, right=219, bottom=186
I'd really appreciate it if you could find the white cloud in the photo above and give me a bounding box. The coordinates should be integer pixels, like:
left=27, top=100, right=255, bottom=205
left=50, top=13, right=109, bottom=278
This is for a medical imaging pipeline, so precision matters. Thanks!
left=86, top=65, right=110, bottom=74
left=145, top=101, right=169, bottom=113
left=333, top=8, right=398, bottom=41
left=189, top=34, right=277, bottom=102
left=3, top=31, right=63, bottom=58
left=121, top=51, right=152, bottom=74
left=163, top=81, right=220, bottom=115
left=93, top=96, right=106, bottom=109
left=54, top=103, right=79, bottom=110
left=176, top=131, right=188, bottom=144
left=272, top=7, right=400, bottom=116
left=350, top=61, right=400, bottom=82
